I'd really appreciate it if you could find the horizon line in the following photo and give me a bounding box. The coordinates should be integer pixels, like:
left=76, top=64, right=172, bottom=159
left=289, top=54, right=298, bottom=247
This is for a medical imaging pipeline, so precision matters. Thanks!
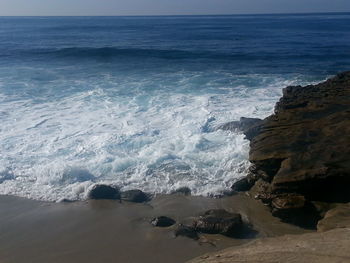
left=0, top=11, right=349, bottom=17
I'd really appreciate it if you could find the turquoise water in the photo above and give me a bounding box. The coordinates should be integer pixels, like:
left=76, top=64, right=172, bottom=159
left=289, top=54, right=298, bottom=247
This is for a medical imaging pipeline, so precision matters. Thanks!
left=0, top=14, right=350, bottom=201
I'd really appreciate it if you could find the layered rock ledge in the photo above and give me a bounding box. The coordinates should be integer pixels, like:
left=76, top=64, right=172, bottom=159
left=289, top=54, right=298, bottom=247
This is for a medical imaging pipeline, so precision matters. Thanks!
left=232, top=72, right=350, bottom=228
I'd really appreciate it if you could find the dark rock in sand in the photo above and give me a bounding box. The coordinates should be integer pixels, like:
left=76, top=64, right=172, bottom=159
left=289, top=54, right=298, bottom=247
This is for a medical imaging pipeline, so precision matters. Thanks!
left=171, top=187, right=192, bottom=196
left=151, top=216, right=176, bottom=227
left=193, top=209, right=243, bottom=237
left=88, top=184, right=121, bottom=200
left=174, top=224, right=199, bottom=240
left=239, top=72, right=350, bottom=228
left=120, top=189, right=150, bottom=203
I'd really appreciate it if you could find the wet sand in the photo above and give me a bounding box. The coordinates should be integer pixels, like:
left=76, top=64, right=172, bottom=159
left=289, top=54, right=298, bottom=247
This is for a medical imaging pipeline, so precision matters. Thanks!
left=0, top=194, right=311, bottom=263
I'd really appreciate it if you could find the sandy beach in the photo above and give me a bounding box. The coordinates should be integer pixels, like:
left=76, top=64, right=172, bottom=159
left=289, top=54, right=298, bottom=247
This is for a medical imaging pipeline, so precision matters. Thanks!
left=0, top=193, right=309, bottom=263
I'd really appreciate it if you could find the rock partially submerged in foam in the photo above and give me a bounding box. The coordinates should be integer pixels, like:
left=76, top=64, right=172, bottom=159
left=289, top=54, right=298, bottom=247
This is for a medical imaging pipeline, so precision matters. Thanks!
left=171, top=187, right=192, bottom=196
left=217, top=117, right=263, bottom=140
left=88, top=184, right=121, bottom=200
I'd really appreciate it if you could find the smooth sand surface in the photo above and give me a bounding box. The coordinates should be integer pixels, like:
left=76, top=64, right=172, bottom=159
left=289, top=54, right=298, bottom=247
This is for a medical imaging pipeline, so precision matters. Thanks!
left=0, top=194, right=310, bottom=263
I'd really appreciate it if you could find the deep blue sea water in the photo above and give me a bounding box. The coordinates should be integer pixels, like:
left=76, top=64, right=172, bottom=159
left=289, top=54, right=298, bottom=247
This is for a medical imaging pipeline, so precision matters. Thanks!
left=1, top=14, right=350, bottom=201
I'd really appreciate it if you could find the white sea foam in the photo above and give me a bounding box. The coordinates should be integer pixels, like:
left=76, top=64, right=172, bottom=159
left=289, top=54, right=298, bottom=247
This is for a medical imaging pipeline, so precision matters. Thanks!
left=0, top=72, right=310, bottom=201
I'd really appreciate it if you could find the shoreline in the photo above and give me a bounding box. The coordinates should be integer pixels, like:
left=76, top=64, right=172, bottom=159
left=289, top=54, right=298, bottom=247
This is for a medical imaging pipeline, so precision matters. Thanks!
left=1, top=72, right=349, bottom=262
left=0, top=193, right=309, bottom=263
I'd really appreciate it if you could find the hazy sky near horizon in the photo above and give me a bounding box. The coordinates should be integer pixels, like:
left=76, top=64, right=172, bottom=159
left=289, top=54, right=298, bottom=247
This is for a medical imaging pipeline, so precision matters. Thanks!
left=1, top=0, right=350, bottom=16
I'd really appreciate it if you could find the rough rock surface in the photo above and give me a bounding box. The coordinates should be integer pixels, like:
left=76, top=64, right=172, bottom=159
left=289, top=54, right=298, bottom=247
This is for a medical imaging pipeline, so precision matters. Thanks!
left=88, top=184, right=121, bottom=200
left=232, top=72, right=350, bottom=228
left=188, top=228, right=350, bottom=263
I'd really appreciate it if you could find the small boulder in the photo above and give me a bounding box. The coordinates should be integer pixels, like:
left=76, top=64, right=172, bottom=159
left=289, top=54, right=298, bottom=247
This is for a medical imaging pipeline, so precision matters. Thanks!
left=121, top=189, right=150, bottom=203
left=151, top=216, right=176, bottom=227
left=231, top=168, right=263, bottom=192
left=231, top=177, right=254, bottom=192
left=171, top=187, right=191, bottom=196
left=193, top=209, right=243, bottom=237
left=88, top=184, right=120, bottom=200
left=174, top=224, right=199, bottom=240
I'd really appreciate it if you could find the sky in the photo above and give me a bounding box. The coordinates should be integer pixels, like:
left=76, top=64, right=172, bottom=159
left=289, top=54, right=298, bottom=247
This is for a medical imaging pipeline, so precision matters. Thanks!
left=0, top=0, right=350, bottom=16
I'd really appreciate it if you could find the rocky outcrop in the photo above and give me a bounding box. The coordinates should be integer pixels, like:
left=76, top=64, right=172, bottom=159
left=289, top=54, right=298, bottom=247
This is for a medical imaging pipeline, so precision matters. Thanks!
left=188, top=228, right=350, bottom=263
left=232, top=72, right=350, bottom=228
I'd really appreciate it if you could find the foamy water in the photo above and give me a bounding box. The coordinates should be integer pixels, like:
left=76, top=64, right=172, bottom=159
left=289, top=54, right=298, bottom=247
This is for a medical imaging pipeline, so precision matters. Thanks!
left=0, top=72, right=312, bottom=201
left=1, top=15, right=349, bottom=201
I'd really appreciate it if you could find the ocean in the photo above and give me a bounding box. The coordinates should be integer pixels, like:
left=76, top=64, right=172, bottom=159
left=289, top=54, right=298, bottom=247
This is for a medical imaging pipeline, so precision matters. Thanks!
left=0, top=14, right=350, bottom=201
